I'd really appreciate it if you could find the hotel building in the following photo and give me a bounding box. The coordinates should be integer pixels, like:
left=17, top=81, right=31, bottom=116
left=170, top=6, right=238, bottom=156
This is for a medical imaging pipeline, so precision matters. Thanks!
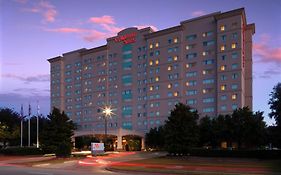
left=48, top=8, right=255, bottom=149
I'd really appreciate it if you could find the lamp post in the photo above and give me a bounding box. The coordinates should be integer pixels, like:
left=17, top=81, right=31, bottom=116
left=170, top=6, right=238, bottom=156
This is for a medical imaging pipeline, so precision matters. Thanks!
left=102, top=106, right=113, bottom=148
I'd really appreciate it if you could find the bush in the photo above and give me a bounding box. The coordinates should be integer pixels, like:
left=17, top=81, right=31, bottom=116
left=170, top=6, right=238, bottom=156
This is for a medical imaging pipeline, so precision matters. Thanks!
left=0, top=147, right=44, bottom=155
left=55, top=142, right=72, bottom=158
left=189, top=148, right=281, bottom=159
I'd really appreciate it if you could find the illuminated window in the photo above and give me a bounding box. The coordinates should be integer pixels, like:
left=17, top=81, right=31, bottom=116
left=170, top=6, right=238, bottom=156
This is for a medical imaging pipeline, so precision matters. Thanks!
left=173, top=56, right=178, bottom=61
left=174, top=91, right=179, bottom=97
left=168, top=66, right=172, bottom=71
left=150, top=86, right=154, bottom=91
left=202, top=89, right=207, bottom=94
left=155, top=42, right=159, bottom=48
left=149, top=44, right=153, bottom=49
left=155, top=76, right=159, bottom=82
left=220, top=25, right=225, bottom=31
left=202, top=51, right=207, bottom=56
left=186, top=45, right=190, bottom=50
left=220, top=65, right=226, bottom=71
left=221, top=85, right=226, bottom=91
left=149, top=60, right=153, bottom=66
left=232, top=94, right=237, bottom=100
left=220, top=45, right=225, bottom=51
left=174, top=38, right=178, bottom=43
left=168, top=84, right=172, bottom=89
left=231, top=43, right=237, bottom=49
left=155, top=60, right=159, bottom=65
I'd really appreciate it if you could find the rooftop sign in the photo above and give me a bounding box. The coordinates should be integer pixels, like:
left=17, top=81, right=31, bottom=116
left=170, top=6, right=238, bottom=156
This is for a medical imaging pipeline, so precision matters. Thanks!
left=114, top=32, right=137, bottom=44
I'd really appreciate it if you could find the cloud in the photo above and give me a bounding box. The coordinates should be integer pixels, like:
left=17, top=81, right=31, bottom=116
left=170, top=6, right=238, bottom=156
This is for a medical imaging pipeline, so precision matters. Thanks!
left=83, top=30, right=109, bottom=42
left=259, top=69, right=281, bottom=79
left=191, top=10, right=206, bottom=17
left=45, top=27, right=87, bottom=33
left=1, top=73, right=50, bottom=84
left=14, top=0, right=28, bottom=4
left=21, top=0, right=57, bottom=23
left=89, top=15, right=115, bottom=25
left=134, top=25, right=158, bottom=31
left=100, top=24, right=124, bottom=34
left=253, top=43, right=281, bottom=64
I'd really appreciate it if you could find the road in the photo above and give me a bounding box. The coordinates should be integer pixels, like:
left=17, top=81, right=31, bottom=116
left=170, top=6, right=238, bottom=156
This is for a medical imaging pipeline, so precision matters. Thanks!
left=0, top=152, right=165, bottom=175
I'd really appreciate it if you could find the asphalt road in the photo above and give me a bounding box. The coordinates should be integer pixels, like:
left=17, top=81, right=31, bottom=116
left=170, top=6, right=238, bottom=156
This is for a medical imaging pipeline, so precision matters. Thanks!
left=0, top=152, right=165, bottom=175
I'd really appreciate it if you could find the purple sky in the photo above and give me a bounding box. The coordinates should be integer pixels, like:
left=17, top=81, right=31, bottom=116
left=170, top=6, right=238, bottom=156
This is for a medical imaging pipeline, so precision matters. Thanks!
left=0, top=0, right=280, bottom=125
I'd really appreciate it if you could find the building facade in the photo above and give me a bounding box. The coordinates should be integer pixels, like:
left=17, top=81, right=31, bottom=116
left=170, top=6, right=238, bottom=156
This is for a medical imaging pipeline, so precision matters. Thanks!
left=48, top=8, right=255, bottom=147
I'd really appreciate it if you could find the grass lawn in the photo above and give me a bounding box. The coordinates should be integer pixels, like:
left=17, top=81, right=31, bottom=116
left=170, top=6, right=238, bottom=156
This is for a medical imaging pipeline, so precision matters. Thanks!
left=108, top=156, right=281, bottom=175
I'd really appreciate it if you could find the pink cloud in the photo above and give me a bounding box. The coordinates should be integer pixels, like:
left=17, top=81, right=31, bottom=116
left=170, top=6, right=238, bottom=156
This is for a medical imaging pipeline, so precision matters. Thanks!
left=191, top=10, right=206, bottom=17
left=45, top=27, right=87, bottom=33
left=253, top=34, right=281, bottom=64
left=83, top=30, right=109, bottom=42
left=89, top=15, right=115, bottom=25
left=100, top=24, right=124, bottom=34
left=21, top=0, right=57, bottom=23
left=134, top=25, right=158, bottom=31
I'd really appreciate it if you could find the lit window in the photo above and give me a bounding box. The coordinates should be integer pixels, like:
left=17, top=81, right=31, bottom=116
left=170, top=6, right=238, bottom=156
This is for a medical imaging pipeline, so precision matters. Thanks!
left=149, top=60, right=153, bottom=66
left=220, top=45, right=225, bottom=51
left=174, top=91, right=178, bottom=97
left=202, top=89, right=207, bottom=94
left=155, top=42, right=159, bottom=48
left=168, top=66, right=172, bottom=71
left=232, top=43, right=237, bottom=49
left=168, top=84, right=172, bottom=89
left=155, top=60, right=159, bottom=65
left=221, top=85, right=226, bottom=91
left=149, top=44, right=153, bottom=49
left=186, top=45, right=190, bottom=50
left=220, top=25, right=225, bottom=31
left=232, top=94, right=237, bottom=100
left=202, top=51, right=207, bottom=56
left=173, top=56, right=178, bottom=61
left=155, top=76, right=159, bottom=82
left=150, top=86, right=154, bottom=91
left=220, top=65, right=226, bottom=71
left=174, top=38, right=178, bottom=43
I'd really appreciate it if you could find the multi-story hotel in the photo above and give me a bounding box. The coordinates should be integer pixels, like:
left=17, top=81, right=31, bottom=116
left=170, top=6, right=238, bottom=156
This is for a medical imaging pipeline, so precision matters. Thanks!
left=48, top=8, right=255, bottom=149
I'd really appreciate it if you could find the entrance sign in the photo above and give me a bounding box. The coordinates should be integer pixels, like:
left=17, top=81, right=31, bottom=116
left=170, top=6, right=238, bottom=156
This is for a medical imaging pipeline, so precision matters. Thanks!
left=114, top=32, right=137, bottom=44
left=91, top=142, right=104, bottom=155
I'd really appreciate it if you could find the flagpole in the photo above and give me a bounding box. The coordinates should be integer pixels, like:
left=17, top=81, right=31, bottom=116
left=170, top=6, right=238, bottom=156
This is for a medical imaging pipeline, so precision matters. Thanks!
left=20, top=104, right=23, bottom=147
left=28, top=103, right=31, bottom=147
left=36, top=101, right=39, bottom=148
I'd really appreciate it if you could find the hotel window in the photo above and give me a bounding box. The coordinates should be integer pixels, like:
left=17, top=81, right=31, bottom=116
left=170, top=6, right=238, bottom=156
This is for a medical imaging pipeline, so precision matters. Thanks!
left=168, top=39, right=172, bottom=44
left=221, top=95, right=227, bottom=101
left=173, top=56, right=178, bottom=61
left=202, top=51, right=209, bottom=56
left=186, top=34, right=197, bottom=41
left=203, top=88, right=213, bottom=94
left=232, top=52, right=238, bottom=59
left=232, top=73, right=238, bottom=79
left=220, top=65, right=226, bottom=71
left=186, top=53, right=197, bottom=59
left=187, top=99, right=197, bottom=105
left=203, top=97, right=214, bottom=103
left=186, top=90, right=197, bottom=96
left=155, top=76, right=159, bottom=82
left=186, top=80, right=197, bottom=87
left=220, top=25, right=225, bottom=31
left=232, top=32, right=238, bottom=39
left=221, top=75, right=227, bottom=81
left=167, top=92, right=173, bottom=97
left=168, top=84, right=172, bottom=89
left=186, top=44, right=195, bottom=50
left=221, top=105, right=227, bottom=111
left=155, top=50, right=160, bottom=56
left=221, top=85, right=226, bottom=91
left=232, top=104, right=238, bottom=110
left=155, top=60, right=159, bottom=65
left=220, top=45, right=225, bottom=51
left=203, top=59, right=214, bottom=65
left=202, top=31, right=213, bottom=37
left=186, top=71, right=197, bottom=77
left=186, top=62, right=196, bottom=69
left=203, top=40, right=215, bottom=46
left=202, top=69, right=213, bottom=75
left=221, top=35, right=226, bottom=41
left=149, top=86, right=154, bottom=91
left=174, top=91, right=179, bottom=97
left=203, top=78, right=214, bottom=84
left=232, top=84, right=238, bottom=90
left=167, top=66, right=172, bottom=71
left=221, top=55, right=226, bottom=61
left=232, top=94, right=237, bottom=100
left=203, top=107, right=215, bottom=113
left=155, top=42, right=159, bottom=48
left=149, top=44, right=153, bottom=49
left=232, top=63, right=238, bottom=69
left=232, top=43, right=237, bottom=49
left=174, top=37, right=178, bottom=43
left=149, top=60, right=153, bottom=66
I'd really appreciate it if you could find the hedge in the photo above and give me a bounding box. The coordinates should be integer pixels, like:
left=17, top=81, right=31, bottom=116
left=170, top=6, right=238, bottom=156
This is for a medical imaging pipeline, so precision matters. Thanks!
left=0, top=147, right=44, bottom=155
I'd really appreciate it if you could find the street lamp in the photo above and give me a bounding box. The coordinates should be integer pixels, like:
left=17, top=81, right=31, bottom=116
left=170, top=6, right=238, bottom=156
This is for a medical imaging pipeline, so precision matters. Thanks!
left=102, top=106, right=113, bottom=139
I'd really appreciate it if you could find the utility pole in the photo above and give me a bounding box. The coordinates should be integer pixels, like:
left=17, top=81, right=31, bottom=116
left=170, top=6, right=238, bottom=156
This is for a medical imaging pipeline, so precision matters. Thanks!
left=28, top=103, right=31, bottom=147
left=20, top=104, right=24, bottom=147
left=36, top=101, right=39, bottom=148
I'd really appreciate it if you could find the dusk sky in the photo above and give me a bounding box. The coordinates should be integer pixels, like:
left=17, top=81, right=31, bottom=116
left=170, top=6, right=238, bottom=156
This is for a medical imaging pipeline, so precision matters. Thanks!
left=0, top=0, right=280, bottom=125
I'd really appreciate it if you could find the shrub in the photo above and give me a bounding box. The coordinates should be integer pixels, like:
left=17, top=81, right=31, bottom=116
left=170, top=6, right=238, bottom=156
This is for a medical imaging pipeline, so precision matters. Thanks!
left=55, top=142, right=72, bottom=158
left=0, top=147, right=43, bottom=155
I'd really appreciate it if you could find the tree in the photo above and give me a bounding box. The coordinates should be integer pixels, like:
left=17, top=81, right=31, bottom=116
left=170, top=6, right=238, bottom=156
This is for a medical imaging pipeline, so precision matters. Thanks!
left=145, top=126, right=165, bottom=150
left=0, top=108, right=21, bottom=147
left=268, top=83, right=281, bottom=147
left=40, top=107, right=75, bottom=157
left=198, top=116, right=213, bottom=147
left=164, top=103, right=199, bottom=155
